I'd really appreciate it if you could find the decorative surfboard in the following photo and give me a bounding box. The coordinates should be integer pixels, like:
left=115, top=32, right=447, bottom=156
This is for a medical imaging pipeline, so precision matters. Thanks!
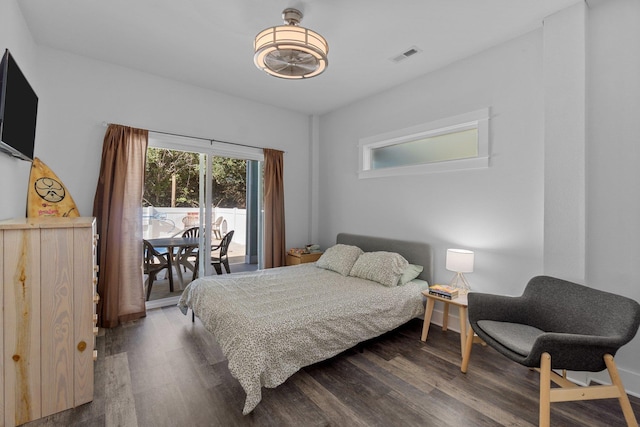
left=27, top=157, right=80, bottom=217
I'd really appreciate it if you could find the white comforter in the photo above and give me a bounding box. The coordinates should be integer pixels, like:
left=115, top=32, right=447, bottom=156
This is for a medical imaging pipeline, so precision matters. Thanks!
left=177, top=263, right=428, bottom=414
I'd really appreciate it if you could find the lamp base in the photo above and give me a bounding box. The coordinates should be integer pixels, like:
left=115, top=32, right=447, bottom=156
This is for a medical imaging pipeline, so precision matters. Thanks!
left=449, top=272, right=471, bottom=294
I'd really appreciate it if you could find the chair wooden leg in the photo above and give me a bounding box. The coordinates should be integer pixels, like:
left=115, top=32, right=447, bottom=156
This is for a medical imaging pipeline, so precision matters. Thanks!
left=604, top=354, right=639, bottom=427
left=460, top=324, right=475, bottom=373
left=534, top=353, right=637, bottom=427
left=223, top=259, right=231, bottom=273
left=539, top=352, right=552, bottom=427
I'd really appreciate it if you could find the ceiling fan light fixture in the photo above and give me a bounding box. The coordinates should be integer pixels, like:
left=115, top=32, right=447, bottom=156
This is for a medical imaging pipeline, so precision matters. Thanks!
left=254, top=8, right=329, bottom=79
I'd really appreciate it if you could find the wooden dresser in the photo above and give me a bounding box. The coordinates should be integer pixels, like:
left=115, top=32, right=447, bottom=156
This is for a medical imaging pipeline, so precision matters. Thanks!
left=0, top=217, right=98, bottom=427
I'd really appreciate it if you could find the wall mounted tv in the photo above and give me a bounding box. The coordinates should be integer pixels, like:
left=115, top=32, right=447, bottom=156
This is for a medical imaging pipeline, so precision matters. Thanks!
left=0, top=49, right=39, bottom=162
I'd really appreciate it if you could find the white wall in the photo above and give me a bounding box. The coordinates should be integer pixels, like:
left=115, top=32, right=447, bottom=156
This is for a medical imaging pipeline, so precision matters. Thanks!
left=319, top=30, right=545, bottom=297
left=0, top=0, right=38, bottom=219
left=586, top=0, right=640, bottom=393
left=28, top=47, right=312, bottom=249
left=543, top=3, right=587, bottom=283
left=318, top=0, right=640, bottom=395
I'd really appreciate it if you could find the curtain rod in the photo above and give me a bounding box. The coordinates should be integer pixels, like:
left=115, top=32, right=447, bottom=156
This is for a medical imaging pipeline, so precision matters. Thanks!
left=101, top=121, right=281, bottom=152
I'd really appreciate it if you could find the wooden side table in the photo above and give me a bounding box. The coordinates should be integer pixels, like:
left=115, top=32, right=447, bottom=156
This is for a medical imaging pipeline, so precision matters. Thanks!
left=285, top=251, right=323, bottom=266
left=421, top=291, right=469, bottom=355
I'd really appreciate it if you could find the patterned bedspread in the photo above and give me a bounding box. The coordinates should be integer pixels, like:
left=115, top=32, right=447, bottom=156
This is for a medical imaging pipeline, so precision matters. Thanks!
left=177, top=263, right=429, bottom=414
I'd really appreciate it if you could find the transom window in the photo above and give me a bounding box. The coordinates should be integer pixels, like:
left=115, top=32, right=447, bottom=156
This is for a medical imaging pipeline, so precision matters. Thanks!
left=359, top=108, right=489, bottom=178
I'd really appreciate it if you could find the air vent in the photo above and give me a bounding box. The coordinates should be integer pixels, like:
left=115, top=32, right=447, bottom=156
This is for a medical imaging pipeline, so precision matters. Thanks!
left=390, top=46, right=422, bottom=63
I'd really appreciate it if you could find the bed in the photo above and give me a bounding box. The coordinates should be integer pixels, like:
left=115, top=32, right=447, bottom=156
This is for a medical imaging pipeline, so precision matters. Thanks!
left=177, top=233, right=432, bottom=414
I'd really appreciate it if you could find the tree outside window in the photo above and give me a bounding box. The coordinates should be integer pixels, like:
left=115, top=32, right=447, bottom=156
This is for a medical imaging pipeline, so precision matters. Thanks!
left=143, top=147, right=247, bottom=209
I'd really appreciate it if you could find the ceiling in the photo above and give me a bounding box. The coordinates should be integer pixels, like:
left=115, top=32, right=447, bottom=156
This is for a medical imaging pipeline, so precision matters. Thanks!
left=18, top=0, right=583, bottom=116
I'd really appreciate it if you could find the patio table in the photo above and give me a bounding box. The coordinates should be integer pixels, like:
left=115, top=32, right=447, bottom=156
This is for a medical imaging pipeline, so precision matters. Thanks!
left=146, top=236, right=200, bottom=290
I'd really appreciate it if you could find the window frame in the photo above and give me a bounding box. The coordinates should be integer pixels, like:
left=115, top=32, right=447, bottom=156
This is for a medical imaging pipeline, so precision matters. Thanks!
left=358, top=108, right=490, bottom=179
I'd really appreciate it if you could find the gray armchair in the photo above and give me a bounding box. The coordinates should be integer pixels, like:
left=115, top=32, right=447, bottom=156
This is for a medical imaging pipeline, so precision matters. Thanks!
left=461, top=275, right=640, bottom=427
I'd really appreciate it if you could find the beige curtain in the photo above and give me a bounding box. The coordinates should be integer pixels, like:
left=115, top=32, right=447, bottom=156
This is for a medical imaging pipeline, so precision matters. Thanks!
left=92, top=124, right=148, bottom=328
left=263, top=148, right=286, bottom=268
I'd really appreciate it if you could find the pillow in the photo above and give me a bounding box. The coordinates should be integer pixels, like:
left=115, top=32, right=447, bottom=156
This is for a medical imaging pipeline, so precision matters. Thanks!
left=316, top=244, right=363, bottom=276
left=349, top=251, right=409, bottom=287
left=399, top=264, right=424, bottom=285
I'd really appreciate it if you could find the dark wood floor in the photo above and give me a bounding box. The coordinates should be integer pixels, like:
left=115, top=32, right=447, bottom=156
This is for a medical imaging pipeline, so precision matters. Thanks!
left=25, top=306, right=639, bottom=427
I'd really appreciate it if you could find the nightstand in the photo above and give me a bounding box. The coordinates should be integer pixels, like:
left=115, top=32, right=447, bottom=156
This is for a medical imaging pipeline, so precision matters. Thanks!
left=421, top=291, right=469, bottom=356
left=285, top=251, right=323, bottom=266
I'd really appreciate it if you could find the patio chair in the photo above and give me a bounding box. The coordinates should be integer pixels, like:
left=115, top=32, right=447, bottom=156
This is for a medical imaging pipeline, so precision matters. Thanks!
left=143, top=239, right=171, bottom=300
left=212, top=230, right=234, bottom=274
left=176, top=226, right=199, bottom=273
left=461, top=275, right=640, bottom=427
left=182, top=214, right=198, bottom=228
left=212, top=216, right=226, bottom=239
left=191, top=230, right=235, bottom=279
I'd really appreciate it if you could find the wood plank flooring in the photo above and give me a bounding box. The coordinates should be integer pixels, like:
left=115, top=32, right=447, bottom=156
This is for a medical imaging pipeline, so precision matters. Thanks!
left=24, top=306, right=640, bottom=426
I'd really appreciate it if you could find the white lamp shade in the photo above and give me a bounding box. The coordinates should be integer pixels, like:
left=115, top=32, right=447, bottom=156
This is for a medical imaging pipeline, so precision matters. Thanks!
left=446, top=249, right=474, bottom=273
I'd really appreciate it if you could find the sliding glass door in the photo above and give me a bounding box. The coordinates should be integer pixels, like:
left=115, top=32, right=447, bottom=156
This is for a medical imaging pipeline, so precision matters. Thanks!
left=143, top=133, right=263, bottom=307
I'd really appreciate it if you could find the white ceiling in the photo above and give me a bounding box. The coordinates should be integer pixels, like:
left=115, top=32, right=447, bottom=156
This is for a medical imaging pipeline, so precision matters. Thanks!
left=18, top=0, right=583, bottom=115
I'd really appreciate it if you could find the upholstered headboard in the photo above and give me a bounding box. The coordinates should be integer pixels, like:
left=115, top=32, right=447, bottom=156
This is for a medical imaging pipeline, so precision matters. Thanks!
left=336, top=233, right=432, bottom=284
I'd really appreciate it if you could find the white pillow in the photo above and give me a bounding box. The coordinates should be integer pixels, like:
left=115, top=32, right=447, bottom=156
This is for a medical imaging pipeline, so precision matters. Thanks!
left=349, top=251, right=409, bottom=287
left=316, top=244, right=363, bottom=276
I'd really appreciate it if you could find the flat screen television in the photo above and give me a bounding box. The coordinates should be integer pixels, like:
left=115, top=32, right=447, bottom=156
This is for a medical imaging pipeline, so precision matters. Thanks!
left=0, top=49, right=38, bottom=162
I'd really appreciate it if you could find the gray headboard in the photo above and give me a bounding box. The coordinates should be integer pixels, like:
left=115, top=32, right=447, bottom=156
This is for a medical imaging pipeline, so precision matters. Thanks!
left=336, top=233, right=432, bottom=284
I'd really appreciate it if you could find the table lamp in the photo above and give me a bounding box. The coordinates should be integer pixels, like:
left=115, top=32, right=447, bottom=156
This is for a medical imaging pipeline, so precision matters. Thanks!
left=446, top=248, right=474, bottom=292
